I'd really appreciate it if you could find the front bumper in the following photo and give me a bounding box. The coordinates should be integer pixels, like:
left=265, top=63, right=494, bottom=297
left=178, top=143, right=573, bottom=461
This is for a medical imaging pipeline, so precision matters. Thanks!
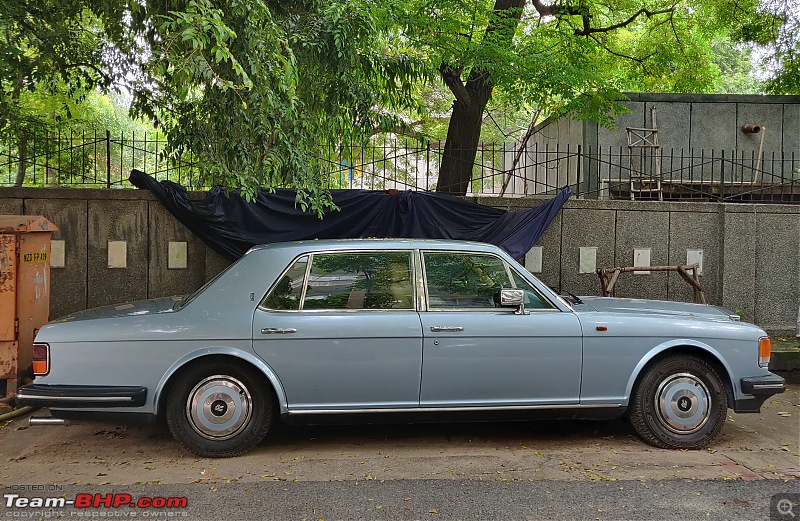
left=740, top=374, right=786, bottom=395
left=15, top=385, right=147, bottom=408
left=733, top=374, right=786, bottom=413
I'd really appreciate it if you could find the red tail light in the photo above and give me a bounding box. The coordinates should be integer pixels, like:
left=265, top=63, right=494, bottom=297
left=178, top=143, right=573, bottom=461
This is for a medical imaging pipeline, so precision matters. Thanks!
left=32, top=343, right=49, bottom=376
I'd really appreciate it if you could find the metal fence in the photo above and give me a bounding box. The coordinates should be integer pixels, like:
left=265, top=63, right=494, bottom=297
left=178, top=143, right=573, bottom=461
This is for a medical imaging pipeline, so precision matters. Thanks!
left=506, top=143, right=800, bottom=202
left=1, top=129, right=208, bottom=189
left=2, top=131, right=799, bottom=202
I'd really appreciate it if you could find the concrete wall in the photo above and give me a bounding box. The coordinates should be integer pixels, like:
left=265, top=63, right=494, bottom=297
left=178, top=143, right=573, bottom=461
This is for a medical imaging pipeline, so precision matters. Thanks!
left=0, top=188, right=232, bottom=320
left=513, top=93, right=800, bottom=195
left=601, top=93, right=800, bottom=156
left=476, top=196, right=799, bottom=334
left=1, top=187, right=798, bottom=333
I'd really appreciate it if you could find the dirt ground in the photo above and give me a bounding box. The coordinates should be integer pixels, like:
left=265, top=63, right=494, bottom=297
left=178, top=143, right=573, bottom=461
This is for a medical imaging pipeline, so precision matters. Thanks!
left=0, top=386, right=797, bottom=487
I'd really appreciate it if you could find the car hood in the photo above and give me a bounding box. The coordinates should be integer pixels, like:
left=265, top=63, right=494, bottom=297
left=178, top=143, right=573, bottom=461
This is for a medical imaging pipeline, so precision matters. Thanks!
left=574, top=296, right=738, bottom=322
left=52, top=296, right=185, bottom=323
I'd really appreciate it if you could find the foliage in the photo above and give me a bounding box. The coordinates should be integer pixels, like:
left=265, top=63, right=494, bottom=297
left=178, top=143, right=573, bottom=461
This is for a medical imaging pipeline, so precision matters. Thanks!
left=141, top=0, right=430, bottom=211
left=1, top=0, right=427, bottom=208
left=758, top=0, right=800, bottom=94
left=1, top=0, right=795, bottom=200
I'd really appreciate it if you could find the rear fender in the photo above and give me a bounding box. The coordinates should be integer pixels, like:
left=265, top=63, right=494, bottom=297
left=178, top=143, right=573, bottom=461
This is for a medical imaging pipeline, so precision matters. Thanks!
left=152, top=347, right=288, bottom=415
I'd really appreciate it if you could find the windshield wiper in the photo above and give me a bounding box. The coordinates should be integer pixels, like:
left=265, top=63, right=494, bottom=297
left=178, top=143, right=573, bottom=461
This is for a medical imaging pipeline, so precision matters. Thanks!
left=564, top=290, right=583, bottom=305
left=551, top=286, right=583, bottom=305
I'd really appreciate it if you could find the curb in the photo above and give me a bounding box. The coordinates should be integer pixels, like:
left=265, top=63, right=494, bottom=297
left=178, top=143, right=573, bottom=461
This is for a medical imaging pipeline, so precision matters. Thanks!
left=770, top=349, right=800, bottom=384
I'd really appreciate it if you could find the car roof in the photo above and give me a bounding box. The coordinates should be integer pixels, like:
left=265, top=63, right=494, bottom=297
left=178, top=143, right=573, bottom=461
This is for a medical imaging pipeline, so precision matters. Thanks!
left=247, top=238, right=503, bottom=255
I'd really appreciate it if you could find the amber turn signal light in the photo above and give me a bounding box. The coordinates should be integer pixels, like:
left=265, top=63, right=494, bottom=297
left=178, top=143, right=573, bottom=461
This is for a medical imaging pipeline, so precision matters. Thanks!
left=32, top=343, right=49, bottom=376
left=758, top=337, right=771, bottom=368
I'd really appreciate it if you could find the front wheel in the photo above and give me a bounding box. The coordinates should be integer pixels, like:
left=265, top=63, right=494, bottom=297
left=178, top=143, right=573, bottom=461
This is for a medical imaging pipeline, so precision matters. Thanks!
left=629, top=355, right=728, bottom=449
left=166, top=361, right=273, bottom=457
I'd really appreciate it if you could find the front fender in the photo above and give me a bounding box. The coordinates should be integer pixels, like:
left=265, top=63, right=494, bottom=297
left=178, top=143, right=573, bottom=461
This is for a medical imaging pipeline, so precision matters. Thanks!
left=152, top=347, right=289, bottom=415
left=622, top=339, right=735, bottom=405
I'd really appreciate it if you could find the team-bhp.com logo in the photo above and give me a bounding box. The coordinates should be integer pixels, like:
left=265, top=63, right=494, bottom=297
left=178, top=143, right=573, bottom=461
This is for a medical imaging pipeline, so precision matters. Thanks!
left=5, top=493, right=188, bottom=509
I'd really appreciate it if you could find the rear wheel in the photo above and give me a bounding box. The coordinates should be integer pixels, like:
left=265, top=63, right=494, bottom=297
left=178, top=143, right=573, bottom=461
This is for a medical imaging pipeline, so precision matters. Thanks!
left=166, top=361, right=273, bottom=457
left=629, top=354, right=728, bottom=449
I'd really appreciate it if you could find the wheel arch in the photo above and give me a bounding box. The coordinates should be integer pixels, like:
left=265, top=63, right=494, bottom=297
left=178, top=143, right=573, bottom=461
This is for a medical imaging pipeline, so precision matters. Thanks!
left=152, top=348, right=288, bottom=417
left=623, top=340, right=736, bottom=407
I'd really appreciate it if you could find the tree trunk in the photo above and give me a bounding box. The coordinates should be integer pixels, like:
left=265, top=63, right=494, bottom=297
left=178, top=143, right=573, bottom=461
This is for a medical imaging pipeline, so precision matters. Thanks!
left=14, top=135, right=27, bottom=187
left=437, top=76, right=492, bottom=195
left=436, top=0, right=526, bottom=195
left=11, top=70, right=26, bottom=187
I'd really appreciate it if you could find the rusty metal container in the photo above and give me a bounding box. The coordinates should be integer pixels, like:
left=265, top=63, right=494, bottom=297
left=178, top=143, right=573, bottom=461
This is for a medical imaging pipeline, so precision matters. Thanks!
left=0, top=215, right=58, bottom=394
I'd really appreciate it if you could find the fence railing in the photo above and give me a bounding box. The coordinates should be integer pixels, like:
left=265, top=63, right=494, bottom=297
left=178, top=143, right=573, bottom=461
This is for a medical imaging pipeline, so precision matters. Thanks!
left=505, top=143, right=800, bottom=202
left=2, top=131, right=799, bottom=203
left=1, top=129, right=211, bottom=189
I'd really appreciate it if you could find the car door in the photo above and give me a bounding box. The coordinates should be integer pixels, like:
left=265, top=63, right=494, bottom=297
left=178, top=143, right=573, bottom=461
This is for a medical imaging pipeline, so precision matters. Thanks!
left=418, top=250, right=583, bottom=407
left=252, top=250, right=423, bottom=411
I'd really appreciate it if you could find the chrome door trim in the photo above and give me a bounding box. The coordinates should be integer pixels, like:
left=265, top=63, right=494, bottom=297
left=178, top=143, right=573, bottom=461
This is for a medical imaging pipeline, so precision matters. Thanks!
left=298, top=253, right=314, bottom=310
left=414, top=249, right=427, bottom=312
left=287, top=403, right=623, bottom=415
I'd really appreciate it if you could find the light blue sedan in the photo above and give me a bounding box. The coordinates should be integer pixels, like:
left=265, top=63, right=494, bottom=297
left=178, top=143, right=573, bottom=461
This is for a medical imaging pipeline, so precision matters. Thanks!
left=17, top=239, right=785, bottom=457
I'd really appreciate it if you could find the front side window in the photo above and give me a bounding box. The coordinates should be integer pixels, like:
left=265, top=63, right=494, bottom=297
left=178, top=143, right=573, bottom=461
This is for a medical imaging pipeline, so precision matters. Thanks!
left=509, top=269, right=554, bottom=310
left=303, top=252, right=414, bottom=310
left=424, top=252, right=511, bottom=309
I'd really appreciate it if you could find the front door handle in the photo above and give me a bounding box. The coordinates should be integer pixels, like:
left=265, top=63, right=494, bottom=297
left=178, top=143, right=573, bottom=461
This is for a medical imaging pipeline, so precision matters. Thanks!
left=430, top=326, right=464, bottom=332
left=261, top=328, right=297, bottom=334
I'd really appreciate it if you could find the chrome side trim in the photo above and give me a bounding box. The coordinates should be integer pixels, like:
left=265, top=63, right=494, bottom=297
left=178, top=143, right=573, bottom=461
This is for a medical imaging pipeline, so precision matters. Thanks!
left=750, top=383, right=785, bottom=389
left=261, top=328, right=297, bottom=334
left=287, top=403, right=623, bottom=415
left=18, top=395, right=135, bottom=402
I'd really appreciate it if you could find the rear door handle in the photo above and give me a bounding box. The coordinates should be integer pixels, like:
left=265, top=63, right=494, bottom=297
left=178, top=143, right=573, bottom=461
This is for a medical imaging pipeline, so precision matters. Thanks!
left=430, top=326, right=464, bottom=332
left=261, top=328, right=297, bottom=334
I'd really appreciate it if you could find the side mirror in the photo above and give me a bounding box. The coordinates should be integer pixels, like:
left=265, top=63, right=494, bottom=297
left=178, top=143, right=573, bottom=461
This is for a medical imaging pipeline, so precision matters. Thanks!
left=498, top=288, right=527, bottom=315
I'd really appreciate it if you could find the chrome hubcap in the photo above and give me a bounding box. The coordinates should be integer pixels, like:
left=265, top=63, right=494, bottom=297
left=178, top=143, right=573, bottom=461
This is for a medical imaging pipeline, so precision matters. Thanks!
left=186, top=376, right=252, bottom=440
left=655, top=373, right=711, bottom=434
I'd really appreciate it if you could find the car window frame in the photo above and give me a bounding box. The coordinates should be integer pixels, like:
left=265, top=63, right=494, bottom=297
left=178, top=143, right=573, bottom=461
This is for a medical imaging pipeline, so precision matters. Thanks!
left=420, top=249, right=559, bottom=312
left=504, top=264, right=557, bottom=311
left=259, top=249, right=418, bottom=313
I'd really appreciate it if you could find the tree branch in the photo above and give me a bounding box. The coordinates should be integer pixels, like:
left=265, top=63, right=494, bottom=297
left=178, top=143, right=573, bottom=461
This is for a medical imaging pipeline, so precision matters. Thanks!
left=530, top=0, right=562, bottom=17
left=439, top=63, right=472, bottom=108
left=574, top=7, right=676, bottom=35
left=529, top=1, right=675, bottom=36
left=530, top=0, right=584, bottom=18
left=588, top=34, right=654, bottom=63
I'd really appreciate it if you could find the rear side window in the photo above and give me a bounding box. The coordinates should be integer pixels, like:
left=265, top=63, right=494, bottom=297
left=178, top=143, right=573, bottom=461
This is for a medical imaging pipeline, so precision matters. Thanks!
left=303, top=252, right=414, bottom=310
left=261, top=256, right=308, bottom=310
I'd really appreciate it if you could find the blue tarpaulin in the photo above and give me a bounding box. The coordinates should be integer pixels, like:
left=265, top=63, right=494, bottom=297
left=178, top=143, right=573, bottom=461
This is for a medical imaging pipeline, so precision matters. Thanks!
left=129, top=169, right=571, bottom=260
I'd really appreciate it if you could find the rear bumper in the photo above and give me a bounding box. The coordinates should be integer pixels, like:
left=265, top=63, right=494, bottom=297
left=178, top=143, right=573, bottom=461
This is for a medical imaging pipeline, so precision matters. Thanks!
left=733, top=374, right=786, bottom=413
left=15, top=385, right=147, bottom=408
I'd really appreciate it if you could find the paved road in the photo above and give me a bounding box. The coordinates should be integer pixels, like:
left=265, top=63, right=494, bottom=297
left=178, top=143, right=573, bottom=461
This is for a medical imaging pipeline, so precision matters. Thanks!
left=2, top=480, right=799, bottom=520
left=1, top=385, right=797, bottom=520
